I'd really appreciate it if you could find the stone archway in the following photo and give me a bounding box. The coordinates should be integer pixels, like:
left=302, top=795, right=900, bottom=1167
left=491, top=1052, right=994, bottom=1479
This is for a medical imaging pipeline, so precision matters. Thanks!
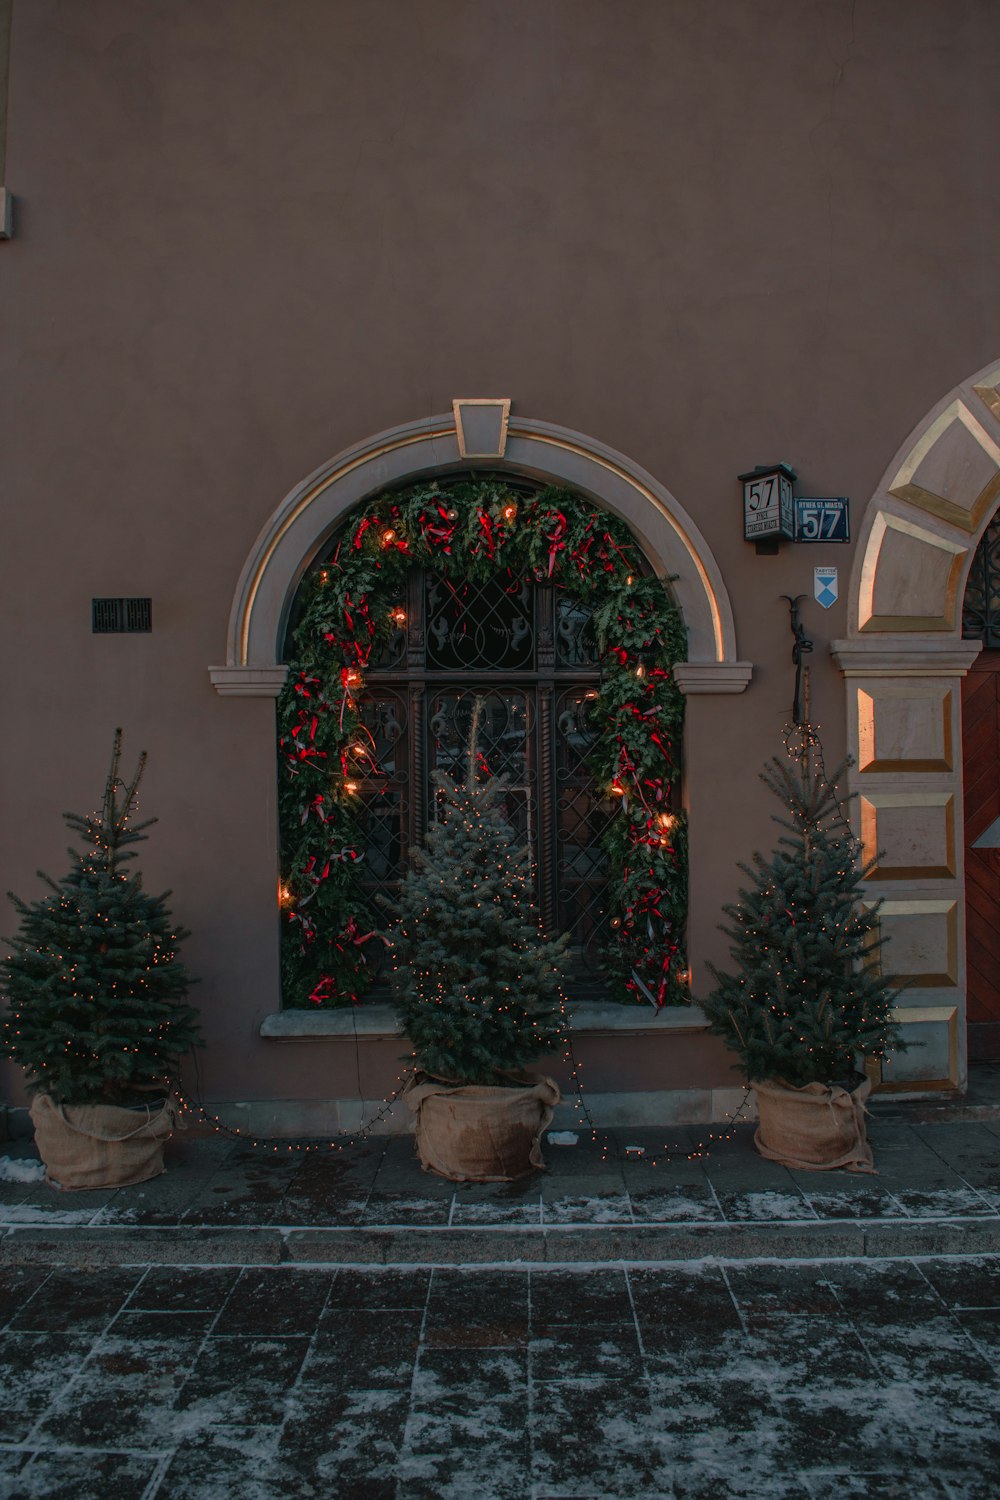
left=834, top=360, right=1000, bottom=1093
left=208, top=406, right=749, bottom=697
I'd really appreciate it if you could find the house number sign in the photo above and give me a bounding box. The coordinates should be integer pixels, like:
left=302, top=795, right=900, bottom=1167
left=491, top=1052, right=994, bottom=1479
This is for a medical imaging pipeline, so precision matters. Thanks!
left=794, top=497, right=850, bottom=543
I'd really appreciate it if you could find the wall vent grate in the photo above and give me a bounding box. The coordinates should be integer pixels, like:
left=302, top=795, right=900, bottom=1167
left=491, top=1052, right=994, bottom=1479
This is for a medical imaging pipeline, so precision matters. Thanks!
left=92, top=598, right=153, bottom=633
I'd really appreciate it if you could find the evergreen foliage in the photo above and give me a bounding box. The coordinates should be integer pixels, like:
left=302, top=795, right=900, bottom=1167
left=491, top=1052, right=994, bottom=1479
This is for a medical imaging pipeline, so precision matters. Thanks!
left=388, top=700, right=568, bottom=1085
left=702, top=730, right=902, bottom=1087
left=1, top=732, right=201, bottom=1105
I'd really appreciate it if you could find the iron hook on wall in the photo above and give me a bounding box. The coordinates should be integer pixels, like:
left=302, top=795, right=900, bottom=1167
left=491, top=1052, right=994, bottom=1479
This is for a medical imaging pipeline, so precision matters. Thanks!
left=781, top=594, right=813, bottom=725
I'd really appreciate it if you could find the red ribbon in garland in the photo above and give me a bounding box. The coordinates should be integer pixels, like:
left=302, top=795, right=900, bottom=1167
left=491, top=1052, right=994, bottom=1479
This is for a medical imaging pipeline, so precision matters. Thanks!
left=476, top=511, right=496, bottom=559
left=544, top=511, right=567, bottom=575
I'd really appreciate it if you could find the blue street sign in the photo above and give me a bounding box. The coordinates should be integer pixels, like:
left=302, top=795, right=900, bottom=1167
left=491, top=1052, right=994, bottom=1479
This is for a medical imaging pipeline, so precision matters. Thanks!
left=794, top=497, right=850, bottom=543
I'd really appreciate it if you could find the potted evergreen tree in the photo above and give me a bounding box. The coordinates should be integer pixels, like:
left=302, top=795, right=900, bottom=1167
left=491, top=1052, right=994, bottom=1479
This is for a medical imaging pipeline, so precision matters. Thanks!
left=388, top=700, right=568, bottom=1182
left=701, top=726, right=903, bottom=1173
left=1, top=732, right=201, bottom=1189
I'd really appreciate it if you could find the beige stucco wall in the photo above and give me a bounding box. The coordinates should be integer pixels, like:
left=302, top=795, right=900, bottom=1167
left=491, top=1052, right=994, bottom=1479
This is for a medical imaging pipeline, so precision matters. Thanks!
left=2, top=0, right=999, bottom=1111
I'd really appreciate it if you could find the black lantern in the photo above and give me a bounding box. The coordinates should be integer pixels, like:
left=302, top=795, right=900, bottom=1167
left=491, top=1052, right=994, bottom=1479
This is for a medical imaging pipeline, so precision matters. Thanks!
left=740, top=463, right=796, bottom=546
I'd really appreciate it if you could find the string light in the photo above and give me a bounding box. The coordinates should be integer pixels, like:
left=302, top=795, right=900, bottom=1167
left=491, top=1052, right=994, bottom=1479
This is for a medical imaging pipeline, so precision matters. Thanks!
left=172, top=1052, right=419, bottom=1156
left=554, top=986, right=751, bottom=1167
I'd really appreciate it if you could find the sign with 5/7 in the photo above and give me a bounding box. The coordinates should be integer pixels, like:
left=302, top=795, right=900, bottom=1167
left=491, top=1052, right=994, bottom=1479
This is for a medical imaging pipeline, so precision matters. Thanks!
left=794, top=497, right=850, bottom=543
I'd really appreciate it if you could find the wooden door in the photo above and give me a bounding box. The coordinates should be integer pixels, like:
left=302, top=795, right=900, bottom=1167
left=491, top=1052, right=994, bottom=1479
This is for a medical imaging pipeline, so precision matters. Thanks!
left=963, top=652, right=1000, bottom=1059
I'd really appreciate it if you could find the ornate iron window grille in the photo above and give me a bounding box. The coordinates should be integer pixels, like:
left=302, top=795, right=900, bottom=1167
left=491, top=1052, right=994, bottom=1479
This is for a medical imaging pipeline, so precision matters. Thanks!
left=963, top=508, right=1000, bottom=647
left=352, top=566, right=617, bottom=996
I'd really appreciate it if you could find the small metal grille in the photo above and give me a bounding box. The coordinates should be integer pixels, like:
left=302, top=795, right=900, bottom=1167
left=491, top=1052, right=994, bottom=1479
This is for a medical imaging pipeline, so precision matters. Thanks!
left=92, top=598, right=152, bottom=633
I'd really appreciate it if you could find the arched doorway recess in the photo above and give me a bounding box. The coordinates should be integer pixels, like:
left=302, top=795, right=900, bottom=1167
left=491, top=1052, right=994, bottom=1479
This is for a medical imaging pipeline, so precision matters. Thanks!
left=960, top=512, right=1000, bottom=1061
left=835, top=361, right=1000, bottom=1093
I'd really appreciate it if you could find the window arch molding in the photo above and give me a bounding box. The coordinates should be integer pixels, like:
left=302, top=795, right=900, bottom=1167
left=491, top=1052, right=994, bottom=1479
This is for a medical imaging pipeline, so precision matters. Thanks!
left=209, top=411, right=749, bottom=696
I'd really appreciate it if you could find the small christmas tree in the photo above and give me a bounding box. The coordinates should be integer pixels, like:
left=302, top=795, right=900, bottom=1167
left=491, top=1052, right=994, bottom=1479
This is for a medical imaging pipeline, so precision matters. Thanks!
left=1, top=731, right=201, bottom=1106
left=702, top=726, right=902, bottom=1087
left=389, top=700, right=568, bottom=1085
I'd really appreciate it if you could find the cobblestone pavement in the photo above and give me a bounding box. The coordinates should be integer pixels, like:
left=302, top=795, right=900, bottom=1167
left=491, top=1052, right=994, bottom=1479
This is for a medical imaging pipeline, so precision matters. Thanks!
left=0, top=1255, right=997, bottom=1499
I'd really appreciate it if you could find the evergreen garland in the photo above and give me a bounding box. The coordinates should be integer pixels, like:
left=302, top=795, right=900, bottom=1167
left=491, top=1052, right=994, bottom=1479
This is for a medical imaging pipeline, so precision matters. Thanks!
left=278, top=478, right=688, bottom=1009
left=702, top=728, right=904, bottom=1087
left=1, top=732, right=201, bottom=1106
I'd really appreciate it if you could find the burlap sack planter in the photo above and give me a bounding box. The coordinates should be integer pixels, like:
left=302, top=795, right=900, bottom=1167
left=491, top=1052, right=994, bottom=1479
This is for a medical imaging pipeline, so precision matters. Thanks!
left=404, top=1073, right=561, bottom=1183
left=30, top=1093, right=177, bottom=1190
left=752, top=1074, right=874, bottom=1174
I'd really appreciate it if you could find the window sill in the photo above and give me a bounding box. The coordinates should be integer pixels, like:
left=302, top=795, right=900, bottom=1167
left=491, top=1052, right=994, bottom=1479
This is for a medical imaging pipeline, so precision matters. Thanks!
left=259, top=1001, right=709, bottom=1039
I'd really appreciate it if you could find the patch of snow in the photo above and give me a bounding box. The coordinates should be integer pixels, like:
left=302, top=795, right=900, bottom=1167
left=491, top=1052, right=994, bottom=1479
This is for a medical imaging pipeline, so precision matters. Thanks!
left=547, top=1132, right=579, bottom=1145
left=0, top=1204, right=103, bottom=1225
left=0, top=1154, right=45, bottom=1183
left=723, top=1190, right=819, bottom=1220
left=543, top=1195, right=633, bottom=1223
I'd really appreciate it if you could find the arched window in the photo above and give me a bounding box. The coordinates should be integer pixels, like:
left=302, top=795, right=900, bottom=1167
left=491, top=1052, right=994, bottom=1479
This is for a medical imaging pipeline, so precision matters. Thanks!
left=277, top=477, right=686, bottom=1011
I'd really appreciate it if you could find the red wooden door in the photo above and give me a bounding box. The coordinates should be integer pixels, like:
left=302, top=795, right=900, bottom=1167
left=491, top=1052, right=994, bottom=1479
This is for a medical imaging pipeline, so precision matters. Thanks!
left=963, top=652, right=1000, bottom=1059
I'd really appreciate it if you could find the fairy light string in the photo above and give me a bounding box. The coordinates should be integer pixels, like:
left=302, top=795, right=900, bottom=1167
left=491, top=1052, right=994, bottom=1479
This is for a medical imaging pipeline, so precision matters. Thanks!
left=171, top=993, right=753, bottom=1168
left=171, top=1063, right=752, bottom=1167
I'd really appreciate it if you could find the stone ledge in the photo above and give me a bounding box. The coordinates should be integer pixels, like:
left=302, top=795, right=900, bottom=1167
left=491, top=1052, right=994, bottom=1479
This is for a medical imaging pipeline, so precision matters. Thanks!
left=260, top=1005, right=401, bottom=1038
left=830, top=637, right=982, bottom=676
left=672, top=661, right=753, bottom=695
left=6, top=1217, right=999, bottom=1269
left=209, top=665, right=289, bottom=697
left=196, top=1081, right=751, bottom=1138
left=259, top=1001, right=710, bottom=1039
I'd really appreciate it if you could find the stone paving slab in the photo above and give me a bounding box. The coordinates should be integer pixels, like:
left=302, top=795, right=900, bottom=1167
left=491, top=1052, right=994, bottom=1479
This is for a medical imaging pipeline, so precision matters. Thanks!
left=0, top=1257, right=997, bottom=1498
